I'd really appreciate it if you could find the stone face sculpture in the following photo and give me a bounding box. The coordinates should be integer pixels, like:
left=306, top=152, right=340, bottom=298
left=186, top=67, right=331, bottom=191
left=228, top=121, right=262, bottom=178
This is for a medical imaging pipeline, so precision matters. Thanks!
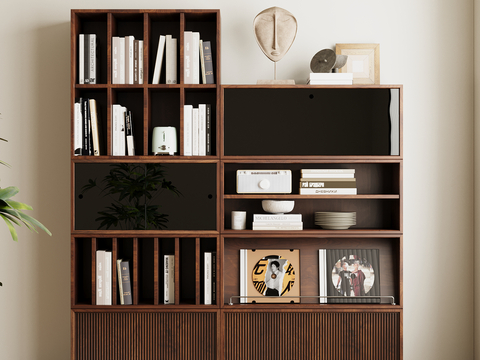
left=254, top=7, right=297, bottom=63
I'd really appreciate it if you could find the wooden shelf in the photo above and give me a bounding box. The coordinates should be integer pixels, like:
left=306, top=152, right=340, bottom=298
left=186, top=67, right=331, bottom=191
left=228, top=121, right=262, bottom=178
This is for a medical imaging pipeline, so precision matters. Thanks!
left=223, top=194, right=400, bottom=200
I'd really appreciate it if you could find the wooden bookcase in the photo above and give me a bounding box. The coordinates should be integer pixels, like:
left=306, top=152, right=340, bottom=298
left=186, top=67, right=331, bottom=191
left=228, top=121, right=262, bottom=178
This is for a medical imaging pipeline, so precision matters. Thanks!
left=71, top=10, right=402, bottom=360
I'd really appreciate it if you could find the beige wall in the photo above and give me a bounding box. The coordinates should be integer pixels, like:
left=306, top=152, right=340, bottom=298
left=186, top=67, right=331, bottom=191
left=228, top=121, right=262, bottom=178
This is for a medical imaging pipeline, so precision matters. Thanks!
left=0, top=1, right=475, bottom=359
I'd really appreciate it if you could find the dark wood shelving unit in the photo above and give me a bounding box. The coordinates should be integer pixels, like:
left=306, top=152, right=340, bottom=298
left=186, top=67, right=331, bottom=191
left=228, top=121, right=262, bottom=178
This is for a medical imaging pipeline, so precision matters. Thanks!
left=71, top=10, right=402, bottom=360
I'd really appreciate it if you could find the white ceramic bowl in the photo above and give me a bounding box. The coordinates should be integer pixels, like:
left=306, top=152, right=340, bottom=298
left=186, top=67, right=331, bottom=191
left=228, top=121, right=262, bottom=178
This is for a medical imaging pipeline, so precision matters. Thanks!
left=262, top=200, right=295, bottom=214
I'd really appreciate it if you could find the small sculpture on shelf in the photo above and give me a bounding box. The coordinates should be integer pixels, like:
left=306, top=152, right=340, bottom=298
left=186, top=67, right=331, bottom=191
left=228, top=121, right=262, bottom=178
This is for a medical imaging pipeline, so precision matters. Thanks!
left=310, top=48, right=348, bottom=73
left=254, top=6, right=297, bottom=84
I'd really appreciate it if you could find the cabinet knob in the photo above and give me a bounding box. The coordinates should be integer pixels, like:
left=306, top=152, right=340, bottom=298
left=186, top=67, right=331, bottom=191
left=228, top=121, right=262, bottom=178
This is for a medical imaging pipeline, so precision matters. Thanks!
left=259, top=179, right=270, bottom=190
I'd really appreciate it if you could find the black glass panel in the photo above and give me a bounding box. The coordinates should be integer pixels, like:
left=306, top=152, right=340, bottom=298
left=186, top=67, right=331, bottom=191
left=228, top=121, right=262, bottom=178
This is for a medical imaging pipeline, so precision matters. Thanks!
left=224, top=88, right=400, bottom=156
left=75, top=163, right=216, bottom=230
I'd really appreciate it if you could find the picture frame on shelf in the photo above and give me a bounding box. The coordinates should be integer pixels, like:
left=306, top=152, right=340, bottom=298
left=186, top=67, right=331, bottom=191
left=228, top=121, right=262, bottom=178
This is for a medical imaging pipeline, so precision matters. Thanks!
left=335, top=43, right=380, bottom=84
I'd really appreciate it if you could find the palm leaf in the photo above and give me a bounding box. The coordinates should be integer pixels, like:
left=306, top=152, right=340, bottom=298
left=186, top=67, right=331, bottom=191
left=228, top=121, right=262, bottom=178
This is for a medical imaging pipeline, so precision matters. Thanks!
left=0, top=214, right=18, bottom=242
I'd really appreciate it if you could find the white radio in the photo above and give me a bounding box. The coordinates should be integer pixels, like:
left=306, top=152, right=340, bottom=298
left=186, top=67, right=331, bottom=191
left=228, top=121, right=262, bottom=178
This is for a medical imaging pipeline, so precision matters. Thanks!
left=236, top=170, right=292, bottom=193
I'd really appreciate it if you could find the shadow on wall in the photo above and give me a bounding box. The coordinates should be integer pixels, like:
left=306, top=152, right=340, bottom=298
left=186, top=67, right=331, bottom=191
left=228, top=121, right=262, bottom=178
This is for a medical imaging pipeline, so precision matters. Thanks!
left=32, top=21, right=71, bottom=358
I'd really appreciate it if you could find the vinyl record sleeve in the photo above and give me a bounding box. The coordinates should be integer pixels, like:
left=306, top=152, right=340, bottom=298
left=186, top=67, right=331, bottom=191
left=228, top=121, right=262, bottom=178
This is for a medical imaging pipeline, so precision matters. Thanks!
left=319, top=249, right=380, bottom=304
left=240, top=249, right=300, bottom=303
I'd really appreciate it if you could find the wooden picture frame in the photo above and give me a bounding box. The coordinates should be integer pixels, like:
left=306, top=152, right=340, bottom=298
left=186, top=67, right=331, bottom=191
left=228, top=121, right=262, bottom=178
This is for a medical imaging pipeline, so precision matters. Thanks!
left=336, top=43, right=380, bottom=84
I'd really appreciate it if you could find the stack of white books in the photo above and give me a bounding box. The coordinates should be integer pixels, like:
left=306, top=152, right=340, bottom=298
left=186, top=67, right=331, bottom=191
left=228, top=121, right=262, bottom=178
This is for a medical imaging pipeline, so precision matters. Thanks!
left=184, top=31, right=215, bottom=84
left=111, top=104, right=135, bottom=156
left=307, top=73, right=353, bottom=85
left=183, top=104, right=212, bottom=156
left=300, top=169, right=357, bottom=195
left=112, top=36, right=144, bottom=84
left=252, top=214, right=303, bottom=230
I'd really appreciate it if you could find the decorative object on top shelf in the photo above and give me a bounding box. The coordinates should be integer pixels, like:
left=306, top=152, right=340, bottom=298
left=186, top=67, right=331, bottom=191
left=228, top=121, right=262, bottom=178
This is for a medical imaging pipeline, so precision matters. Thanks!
left=237, top=170, right=292, bottom=194
left=310, top=49, right=348, bottom=73
left=261, top=200, right=294, bottom=214
left=80, top=163, right=181, bottom=230
left=0, top=135, right=51, bottom=242
left=152, top=127, right=177, bottom=155
left=231, top=211, right=247, bottom=230
left=335, top=43, right=380, bottom=84
left=254, top=7, right=297, bottom=84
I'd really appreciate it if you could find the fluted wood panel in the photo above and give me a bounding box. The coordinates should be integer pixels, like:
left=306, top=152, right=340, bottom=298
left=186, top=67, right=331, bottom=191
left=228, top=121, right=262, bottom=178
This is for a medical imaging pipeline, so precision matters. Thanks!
left=224, top=312, right=400, bottom=360
left=75, top=312, right=216, bottom=360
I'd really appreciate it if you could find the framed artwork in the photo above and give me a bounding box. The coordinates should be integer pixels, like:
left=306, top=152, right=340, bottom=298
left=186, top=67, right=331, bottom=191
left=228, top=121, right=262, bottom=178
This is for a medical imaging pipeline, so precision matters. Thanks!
left=336, top=43, right=380, bottom=84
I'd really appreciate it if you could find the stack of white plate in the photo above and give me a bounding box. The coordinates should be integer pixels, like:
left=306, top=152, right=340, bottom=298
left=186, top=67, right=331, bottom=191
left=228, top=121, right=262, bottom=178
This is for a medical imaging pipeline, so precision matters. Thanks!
left=315, top=212, right=356, bottom=230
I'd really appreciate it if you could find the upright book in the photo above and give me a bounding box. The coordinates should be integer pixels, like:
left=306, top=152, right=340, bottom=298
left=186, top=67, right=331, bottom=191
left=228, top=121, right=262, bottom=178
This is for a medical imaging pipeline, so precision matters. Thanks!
left=117, top=259, right=132, bottom=305
left=318, top=249, right=380, bottom=304
left=164, top=255, right=175, bottom=304
left=152, top=35, right=166, bottom=84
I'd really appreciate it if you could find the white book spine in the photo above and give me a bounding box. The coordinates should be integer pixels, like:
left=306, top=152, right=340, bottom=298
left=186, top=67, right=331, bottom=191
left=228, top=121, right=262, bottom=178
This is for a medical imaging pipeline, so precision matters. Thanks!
left=138, top=40, right=144, bottom=84
left=164, top=255, right=175, bottom=304
left=89, top=34, right=96, bottom=84
left=74, top=100, right=82, bottom=155
left=198, top=104, right=206, bottom=156
left=96, top=250, right=105, bottom=305
left=192, top=32, right=200, bottom=84
left=184, top=31, right=193, bottom=84
left=192, top=108, right=199, bottom=156
left=240, top=249, right=246, bottom=304
left=253, top=214, right=302, bottom=222
left=117, top=259, right=124, bottom=305
left=301, top=169, right=355, bottom=174
left=119, top=38, right=125, bottom=84
left=79, top=34, right=84, bottom=84
left=89, top=99, right=100, bottom=156
left=112, top=105, right=120, bottom=155
left=105, top=251, right=112, bottom=305
left=112, top=37, right=119, bottom=84
left=299, top=188, right=357, bottom=195
left=301, top=174, right=354, bottom=178
left=319, top=250, right=327, bottom=304
left=184, top=105, right=193, bottom=156
left=252, top=224, right=303, bottom=230
left=204, top=252, right=212, bottom=305
left=152, top=35, right=166, bottom=84
left=252, top=221, right=303, bottom=226
left=119, top=107, right=126, bottom=156
left=199, top=39, right=206, bottom=84
left=125, top=36, right=135, bottom=84
left=165, top=35, right=177, bottom=84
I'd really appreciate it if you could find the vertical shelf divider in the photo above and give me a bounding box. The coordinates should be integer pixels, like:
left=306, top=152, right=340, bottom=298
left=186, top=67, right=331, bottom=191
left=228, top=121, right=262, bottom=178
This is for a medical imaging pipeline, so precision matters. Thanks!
left=195, top=237, right=201, bottom=305
left=106, top=13, right=113, bottom=85
left=154, top=237, right=159, bottom=305
left=91, top=238, right=97, bottom=305
left=174, top=237, right=180, bottom=305
left=112, top=238, right=118, bottom=306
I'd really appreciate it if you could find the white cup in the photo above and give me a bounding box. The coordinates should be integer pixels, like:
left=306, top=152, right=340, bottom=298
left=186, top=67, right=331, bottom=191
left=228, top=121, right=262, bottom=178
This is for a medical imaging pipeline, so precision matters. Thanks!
left=231, top=211, right=247, bottom=230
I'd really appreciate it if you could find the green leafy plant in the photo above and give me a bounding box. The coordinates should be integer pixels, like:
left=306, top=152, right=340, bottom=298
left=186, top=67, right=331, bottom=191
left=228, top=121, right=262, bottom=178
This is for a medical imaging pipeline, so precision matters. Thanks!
left=0, top=137, right=52, bottom=242
left=81, top=163, right=181, bottom=230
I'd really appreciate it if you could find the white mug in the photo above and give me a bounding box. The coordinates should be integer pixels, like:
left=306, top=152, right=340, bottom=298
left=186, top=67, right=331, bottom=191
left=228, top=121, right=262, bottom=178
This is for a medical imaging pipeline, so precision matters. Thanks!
left=231, top=211, right=247, bottom=230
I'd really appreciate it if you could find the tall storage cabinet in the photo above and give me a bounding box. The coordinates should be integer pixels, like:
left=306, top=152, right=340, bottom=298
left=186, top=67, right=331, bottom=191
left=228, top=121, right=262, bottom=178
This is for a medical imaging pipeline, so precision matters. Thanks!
left=71, top=10, right=402, bottom=360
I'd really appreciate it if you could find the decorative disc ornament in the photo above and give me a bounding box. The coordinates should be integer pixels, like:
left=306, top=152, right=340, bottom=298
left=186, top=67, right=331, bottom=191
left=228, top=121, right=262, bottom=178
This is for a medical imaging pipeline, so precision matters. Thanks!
left=310, top=49, right=336, bottom=73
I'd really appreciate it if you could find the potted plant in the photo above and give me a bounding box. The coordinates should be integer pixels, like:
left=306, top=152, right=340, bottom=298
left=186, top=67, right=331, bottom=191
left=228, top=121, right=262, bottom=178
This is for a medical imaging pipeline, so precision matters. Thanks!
left=0, top=136, right=51, bottom=285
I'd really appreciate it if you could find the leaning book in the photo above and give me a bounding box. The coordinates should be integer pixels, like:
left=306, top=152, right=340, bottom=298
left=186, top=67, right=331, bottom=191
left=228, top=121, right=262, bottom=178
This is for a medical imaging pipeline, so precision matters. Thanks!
left=318, top=249, right=380, bottom=304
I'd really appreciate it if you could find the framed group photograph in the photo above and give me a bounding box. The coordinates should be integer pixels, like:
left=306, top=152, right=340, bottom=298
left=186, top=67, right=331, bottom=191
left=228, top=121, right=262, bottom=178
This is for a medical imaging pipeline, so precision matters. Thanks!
left=336, top=43, right=380, bottom=84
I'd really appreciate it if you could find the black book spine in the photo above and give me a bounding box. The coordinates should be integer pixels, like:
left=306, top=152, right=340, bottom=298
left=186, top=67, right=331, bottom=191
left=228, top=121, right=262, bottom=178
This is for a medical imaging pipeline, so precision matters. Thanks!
left=84, top=34, right=90, bottom=84
left=202, top=41, right=214, bottom=84
left=120, top=261, right=133, bottom=305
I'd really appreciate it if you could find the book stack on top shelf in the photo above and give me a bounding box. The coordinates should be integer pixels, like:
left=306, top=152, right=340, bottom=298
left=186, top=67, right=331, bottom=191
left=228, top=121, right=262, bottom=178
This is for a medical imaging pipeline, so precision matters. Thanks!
left=307, top=72, right=353, bottom=85
left=300, top=169, right=357, bottom=195
left=112, top=36, right=144, bottom=84
left=184, top=31, right=214, bottom=84
left=252, top=213, right=303, bottom=230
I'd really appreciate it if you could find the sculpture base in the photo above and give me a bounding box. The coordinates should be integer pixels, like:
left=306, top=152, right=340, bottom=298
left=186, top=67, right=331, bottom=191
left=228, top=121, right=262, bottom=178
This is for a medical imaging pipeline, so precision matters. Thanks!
left=257, top=79, right=296, bottom=85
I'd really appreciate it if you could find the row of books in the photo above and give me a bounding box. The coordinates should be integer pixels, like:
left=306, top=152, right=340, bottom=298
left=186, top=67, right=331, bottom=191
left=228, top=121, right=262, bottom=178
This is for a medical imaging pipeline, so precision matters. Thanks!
left=96, top=251, right=132, bottom=305
left=74, top=98, right=101, bottom=156
left=307, top=72, right=353, bottom=85
left=184, top=32, right=214, bottom=84
left=152, top=35, right=177, bottom=84
left=184, top=104, right=212, bottom=156
left=78, top=34, right=97, bottom=84
left=252, top=214, right=303, bottom=231
left=112, top=105, right=136, bottom=156
left=240, top=248, right=381, bottom=304
left=112, top=36, right=144, bottom=84
left=300, top=169, right=357, bottom=195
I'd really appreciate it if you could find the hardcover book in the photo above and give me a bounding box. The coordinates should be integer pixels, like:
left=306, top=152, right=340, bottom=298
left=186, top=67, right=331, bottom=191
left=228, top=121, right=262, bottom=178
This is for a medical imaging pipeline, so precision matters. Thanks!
left=117, top=259, right=132, bottom=305
left=96, top=250, right=105, bottom=305
left=240, top=249, right=299, bottom=303
left=152, top=35, right=166, bottom=84
left=164, top=255, right=175, bottom=304
left=318, top=249, right=380, bottom=304
left=202, top=41, right=214, bottom=84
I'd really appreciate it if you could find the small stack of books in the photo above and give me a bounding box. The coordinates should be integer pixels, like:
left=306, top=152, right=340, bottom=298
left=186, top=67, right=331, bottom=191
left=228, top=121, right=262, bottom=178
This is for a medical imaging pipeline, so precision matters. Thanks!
left=112, top=36, right=144, bottom=84
left=111, top=104, right=135, bottom=156
left=252, top=213, right=303, bottom=230
left=152, top=34, right=177, bottom=84
left=184, top=104, right=212, bottom=156
left=300, top=169, right=357, bottom=195
left=74, top=98, right=101, bottom=156
left=307, top=73, right=353, bottom=85
left=184, top=31, right=214, bottom=84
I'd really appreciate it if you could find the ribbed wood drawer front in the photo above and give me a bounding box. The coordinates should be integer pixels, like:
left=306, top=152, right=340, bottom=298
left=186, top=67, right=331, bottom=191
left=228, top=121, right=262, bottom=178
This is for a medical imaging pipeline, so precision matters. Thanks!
left=224, top=312, right=400, bottom=360
left=75, top=312, right=216, bottom=360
